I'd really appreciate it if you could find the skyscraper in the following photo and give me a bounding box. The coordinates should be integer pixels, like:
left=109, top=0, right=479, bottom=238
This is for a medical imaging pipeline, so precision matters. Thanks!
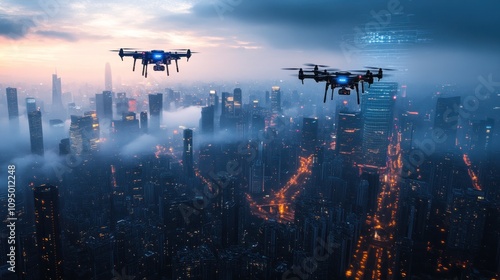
left=434, top=96, right=461, bottom=151
left=336, top=111, right=362, bottom=159
left=183, top=129, right=194, bottom=177
left=302, top=117, right=319, bottom=154
left=105, top=62, right=112, bottom=92
left=84, top=111, right=100, bottom=151
left=149, top=93, right=163, bottom=132
left=6, top=87, right=19, bottom=119
left=201, top=106, right=214, bottom=135
left=28, top=110, right=44, bottom=156
left=209, top=90, right=219, bottom=114
left=69, top=115, right=93, bottom=155
left=52, top=73, right=63, bottom=109
left=33, top=184, right=63, bottom=280
left=26, top=97, right=37, bottom=115
left=221, top=92, right=234, bottom=116
left=361, top=82, right=397, bottom=168
left=270, top=86, right=281, bottom=113
left=140, top=111, right=148, bottom=134
left=116, top=92, right=129, bottom=116
left=95, top=91, right=113, bottom=120
left=233, top=88, right=242, bottom=116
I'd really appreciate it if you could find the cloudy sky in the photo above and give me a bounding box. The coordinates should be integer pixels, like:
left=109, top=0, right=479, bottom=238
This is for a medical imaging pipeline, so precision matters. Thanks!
left=1, top=0, right=499, bottom=86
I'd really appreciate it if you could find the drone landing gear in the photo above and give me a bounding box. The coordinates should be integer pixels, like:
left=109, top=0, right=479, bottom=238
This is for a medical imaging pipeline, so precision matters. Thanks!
left=323, top=83, right=329, bottom=103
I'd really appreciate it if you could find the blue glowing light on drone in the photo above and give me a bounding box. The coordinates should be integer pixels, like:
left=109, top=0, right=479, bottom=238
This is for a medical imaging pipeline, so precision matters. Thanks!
left=337, top=76, right=348, bottom=84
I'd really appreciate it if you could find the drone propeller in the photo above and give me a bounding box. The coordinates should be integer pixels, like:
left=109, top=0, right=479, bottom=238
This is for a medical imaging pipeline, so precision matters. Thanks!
left=282, top=67, right=302, bottom=70
left=323, top=68, right=340, bottom=72
left=364, top=66, right=397, bottom=71
left=109, top=48, right=140, bottom=51
left=304, top=63, right=329, bottom=68
left=172, top=49, right=199, bottom=53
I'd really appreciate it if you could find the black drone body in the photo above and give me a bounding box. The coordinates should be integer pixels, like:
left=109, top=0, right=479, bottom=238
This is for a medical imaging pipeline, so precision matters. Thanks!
left=111, top=48, right=197, bottom=78
left=284, top=64, right=394, bottom=104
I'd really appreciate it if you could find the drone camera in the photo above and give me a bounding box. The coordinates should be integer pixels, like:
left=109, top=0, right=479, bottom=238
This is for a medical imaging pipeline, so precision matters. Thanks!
left=338, top=88, right=351, bottom=95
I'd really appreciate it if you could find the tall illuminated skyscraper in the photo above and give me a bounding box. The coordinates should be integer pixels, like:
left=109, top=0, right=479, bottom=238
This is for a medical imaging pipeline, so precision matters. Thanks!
left=28, top=110, right=44, bottom=156
left=201, top=106, right=214, bottom=135
left=26, top=97, right=37, bottom=115
left=336, top=111, right=362, bottom=159
left=233, top=88, right=242, bottom=116
left=302, top=117, right=319, bottom=154
left=52, top=73, right=63, bottom=109
left=34, top=184, right=63, bottom=280
left=149, top=93, right=163, bottom=132
left=183, top=129, right=194, bottom=177
left=209, top=90, right=219, bottom=113
left=84, top=111, right=100, bottom=151
left=6, top=87, right=19, bottom=118
left=361, top=82, right=397, bottom=168
left=69, top=115, right=93, bottom=155
left=270, top=86, right=281, bottom=113
left=105, top=62, right=112, bottom=92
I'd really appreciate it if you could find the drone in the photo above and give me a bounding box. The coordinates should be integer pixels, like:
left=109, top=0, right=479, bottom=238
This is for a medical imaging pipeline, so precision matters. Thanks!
left=283, top=64, right=395, bottom=104
left=110, top=48, right=197, bottom=78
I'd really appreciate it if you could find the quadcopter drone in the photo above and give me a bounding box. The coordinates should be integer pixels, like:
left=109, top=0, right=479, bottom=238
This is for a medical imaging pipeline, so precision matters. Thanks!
left=283, top=64, right=395, bottom=104
left=110, top=48, right=197, bottom=78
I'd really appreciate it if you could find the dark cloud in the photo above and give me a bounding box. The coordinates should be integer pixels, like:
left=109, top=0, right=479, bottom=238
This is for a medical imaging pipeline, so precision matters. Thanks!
left=0, top=15, right=35, bottom=39
left=35, top=30, right=78, bottom=41
left=184, top=0, right=500, bottom=52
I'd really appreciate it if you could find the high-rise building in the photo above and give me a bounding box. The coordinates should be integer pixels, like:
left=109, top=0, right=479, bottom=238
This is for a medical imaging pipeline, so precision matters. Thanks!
left=59, top=138, right=70, bottom=155
left=6, top=87, right=19, bottom=121
left=140, top=111, right=148, bottom=134
left=336, top=111, right=362, bottom=159
left=28, top=110, right=44, bottom=156
left=470, top=118, right=494, bottom=156
left=233, top=88, right=242, bottom=116
left=116, top=92, right=129, bottom=116
left=447, top=189, right=486, bottom=254
left=84, top=111, right=100, bottom=151
left=251, top=114, right=265, bottom=139
left=69, top=115, right=93, bottom=155
left=105, top=62, right=112, bottom=92
left=26, top=97, right=37, bottom=115
left=361, top=82, right=397, bottom=168
left=183, top=129, right=194, bottom=177
left=434, top=96, right=461, bottom=151
left=33, top=184, right=63, bottom=280
left=271, top=86, right=281, bottom=113
left=221, top=92, right=233, bottom=116
left=302, top=117, right=319, bottom=154
left=52, top=73, right=63, bottom=109
left=209, top=90, right=219, bottom=113
left=201, top=106, right=214, bottom=135
left=95, top=91, right=113, bottom=120
left=148, top=93, right=163, bottom=131
left=112, top=112, right=140, bottom=139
